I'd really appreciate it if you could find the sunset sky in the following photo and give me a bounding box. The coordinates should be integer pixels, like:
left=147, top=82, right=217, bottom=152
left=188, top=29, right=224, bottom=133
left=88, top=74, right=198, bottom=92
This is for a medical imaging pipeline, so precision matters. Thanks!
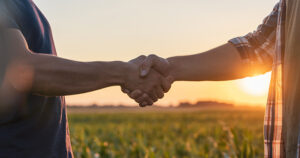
left=34, top=0, right=278, bottom=106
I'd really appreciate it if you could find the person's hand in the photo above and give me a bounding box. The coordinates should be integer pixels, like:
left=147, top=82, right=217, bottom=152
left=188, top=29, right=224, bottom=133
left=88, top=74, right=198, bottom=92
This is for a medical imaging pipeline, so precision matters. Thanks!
left=139, top=54, right=171, bottom=78
left=122, top=55, right=174, bottom=107
left=121, top=56, right=172, bottom=107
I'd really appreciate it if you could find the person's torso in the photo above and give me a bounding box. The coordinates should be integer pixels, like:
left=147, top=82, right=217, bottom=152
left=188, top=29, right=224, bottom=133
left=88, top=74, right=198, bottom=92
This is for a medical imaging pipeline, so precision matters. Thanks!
left=0, top=0, right=73, bottom=158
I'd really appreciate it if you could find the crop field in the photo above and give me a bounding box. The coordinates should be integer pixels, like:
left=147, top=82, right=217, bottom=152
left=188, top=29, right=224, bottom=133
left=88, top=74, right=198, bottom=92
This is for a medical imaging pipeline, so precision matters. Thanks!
left=68, top=107, right=265, bottom=158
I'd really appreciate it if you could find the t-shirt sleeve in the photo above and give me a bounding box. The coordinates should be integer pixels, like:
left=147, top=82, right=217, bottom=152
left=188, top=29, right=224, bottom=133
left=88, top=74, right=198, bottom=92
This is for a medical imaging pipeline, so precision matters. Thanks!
left=0, top=0, right=20, bottom=30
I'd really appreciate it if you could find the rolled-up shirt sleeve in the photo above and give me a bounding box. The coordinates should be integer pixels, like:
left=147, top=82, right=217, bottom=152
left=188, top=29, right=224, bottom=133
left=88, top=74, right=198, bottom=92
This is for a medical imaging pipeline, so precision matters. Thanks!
left=229, top=3, right=279, bottom=74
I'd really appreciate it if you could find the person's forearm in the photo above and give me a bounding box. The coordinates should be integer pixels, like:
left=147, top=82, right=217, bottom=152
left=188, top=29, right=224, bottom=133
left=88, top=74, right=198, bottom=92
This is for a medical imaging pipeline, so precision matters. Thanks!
left=8, top=52, right=129, bottom=96
left=3, top=29, right=131, bottom=96
left=167, top=43, right=270, bottom=81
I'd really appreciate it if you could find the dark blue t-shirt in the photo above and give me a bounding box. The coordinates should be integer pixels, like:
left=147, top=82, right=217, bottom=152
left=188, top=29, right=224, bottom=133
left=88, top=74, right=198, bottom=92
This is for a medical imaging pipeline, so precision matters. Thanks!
left=0, top=0, right=73, bottom=158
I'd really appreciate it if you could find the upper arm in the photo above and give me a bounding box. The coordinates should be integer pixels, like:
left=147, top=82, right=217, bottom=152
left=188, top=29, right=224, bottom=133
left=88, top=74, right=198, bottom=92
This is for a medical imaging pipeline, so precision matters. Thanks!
left=2, top=29, right=31, bottom=60
left=0, top=0, right=30, bottom=59
left=0, top=0, right=20, bottom=30
left=228, top=3, right=280, bottom=75
left=0, top=29, right=34, bottom=93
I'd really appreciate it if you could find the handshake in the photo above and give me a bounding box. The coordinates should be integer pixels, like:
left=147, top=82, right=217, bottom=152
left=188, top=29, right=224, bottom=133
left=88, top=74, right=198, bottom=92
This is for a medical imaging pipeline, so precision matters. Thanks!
left=121, top=55, right=174, bottom=107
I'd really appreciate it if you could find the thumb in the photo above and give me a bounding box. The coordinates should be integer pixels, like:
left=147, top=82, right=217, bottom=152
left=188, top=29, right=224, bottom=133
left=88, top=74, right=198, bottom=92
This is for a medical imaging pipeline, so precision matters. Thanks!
left=140, top=58, right=153, bottom=77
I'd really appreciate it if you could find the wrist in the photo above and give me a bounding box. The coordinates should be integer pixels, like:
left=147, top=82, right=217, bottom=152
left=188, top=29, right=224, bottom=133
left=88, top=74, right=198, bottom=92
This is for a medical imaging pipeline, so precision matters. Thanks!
left=167, top=57, right=179, bottom=81
left=112, top=61, right=137, bottom=87
left=96, top=61, right=130, bottom=87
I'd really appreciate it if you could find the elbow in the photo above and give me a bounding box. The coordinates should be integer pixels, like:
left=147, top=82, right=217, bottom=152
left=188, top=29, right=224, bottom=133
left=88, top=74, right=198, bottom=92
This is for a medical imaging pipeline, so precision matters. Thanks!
left=4, top=51, right=35, bottom=93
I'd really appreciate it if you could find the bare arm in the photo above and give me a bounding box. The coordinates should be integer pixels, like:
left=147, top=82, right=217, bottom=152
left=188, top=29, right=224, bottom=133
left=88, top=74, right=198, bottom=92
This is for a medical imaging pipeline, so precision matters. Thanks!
left=125, top=43, right=272, bottom=104
left=15, top=56, right=129, bottom=96
left=167, top=43, right=271, bottom=82
left=3, top=29, right=170, bottom=101
left=137, top=3, right=279, bottom=82
left=4, top=29, right=129, bottom=96
left=125, top=3, right=279, bottom=103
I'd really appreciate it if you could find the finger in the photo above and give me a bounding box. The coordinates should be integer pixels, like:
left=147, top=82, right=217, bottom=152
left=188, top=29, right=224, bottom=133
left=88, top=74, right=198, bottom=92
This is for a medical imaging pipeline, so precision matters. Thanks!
left=156, top=86, right=164, bottom=99
left=129, top=90, right=143, bottom=99
left=129, top=55, right=146, bottom=65
left=121, top=87, right=130, bottom=94
left=140, top=57, right=153, bottom=77
left=135, top=93, right=148, bottom=104
left=144, top=96, right=154, bottom=106
left=136, top=55, right=146, bottom=61
left=148, top=90, right=158, bottom=102
left=139, top=102, right=146, bottom=107
left=136, top=94, right=153, bottom=107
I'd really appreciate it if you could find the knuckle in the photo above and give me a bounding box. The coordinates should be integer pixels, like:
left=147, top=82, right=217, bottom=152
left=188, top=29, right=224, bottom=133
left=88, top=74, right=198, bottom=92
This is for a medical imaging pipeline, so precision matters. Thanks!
left=148, top=54, right=157, bottom=60
left=164, top=86, right=170, bottom=93
left=139, top=55, right=146, bottom=58
left=142, top=94, right=149, bottom=99
left=139, top=104, right=145, bottom=107
left=150, top=94, right=156, bottom=100
left=159, top=93, right=164, bottom=98
left=136, top=99, right=142, bottom=104
left=166, top=83, right=171, bottom=89
left=164, top=88, right=170, bottom=93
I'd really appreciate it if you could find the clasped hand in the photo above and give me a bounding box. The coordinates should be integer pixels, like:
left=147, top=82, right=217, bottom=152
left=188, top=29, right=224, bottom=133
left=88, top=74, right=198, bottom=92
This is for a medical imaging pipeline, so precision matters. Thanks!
left=121, top=55, right=174, bottom=107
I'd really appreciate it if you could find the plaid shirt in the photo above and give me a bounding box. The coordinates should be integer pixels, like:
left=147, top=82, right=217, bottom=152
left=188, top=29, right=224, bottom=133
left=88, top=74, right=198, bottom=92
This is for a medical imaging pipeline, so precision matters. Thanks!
left=229, top=1, right=287, bottom=157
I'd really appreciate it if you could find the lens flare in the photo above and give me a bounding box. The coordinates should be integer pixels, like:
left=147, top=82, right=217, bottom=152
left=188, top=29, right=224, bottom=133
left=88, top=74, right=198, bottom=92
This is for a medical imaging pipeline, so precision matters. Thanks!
left=238, top=72, right=271, bottom=96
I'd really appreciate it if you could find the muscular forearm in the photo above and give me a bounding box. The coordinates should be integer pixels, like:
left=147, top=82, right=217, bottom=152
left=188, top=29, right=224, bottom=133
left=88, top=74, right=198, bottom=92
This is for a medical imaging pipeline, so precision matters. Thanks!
left=3, top=29, right=170, bottom=106
left=3, top=29, right=133, bottom=96
left=8, top=52, right=128, bottom=96
left=167, top=43, right=266, bottom=81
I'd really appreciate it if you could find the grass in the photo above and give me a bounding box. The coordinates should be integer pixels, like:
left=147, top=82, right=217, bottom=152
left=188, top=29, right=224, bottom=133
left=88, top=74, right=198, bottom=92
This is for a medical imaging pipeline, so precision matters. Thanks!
left=68, top=107, right=265, bottom=158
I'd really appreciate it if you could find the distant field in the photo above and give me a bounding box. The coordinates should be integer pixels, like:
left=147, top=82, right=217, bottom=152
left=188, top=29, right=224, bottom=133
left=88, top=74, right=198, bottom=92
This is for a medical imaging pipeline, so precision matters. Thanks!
left=68, top=107, right=265, bottom=158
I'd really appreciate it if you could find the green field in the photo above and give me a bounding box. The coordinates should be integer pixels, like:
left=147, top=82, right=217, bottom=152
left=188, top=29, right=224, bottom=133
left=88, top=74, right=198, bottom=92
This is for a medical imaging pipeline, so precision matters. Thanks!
left=68, top=107, right=265, bottom=158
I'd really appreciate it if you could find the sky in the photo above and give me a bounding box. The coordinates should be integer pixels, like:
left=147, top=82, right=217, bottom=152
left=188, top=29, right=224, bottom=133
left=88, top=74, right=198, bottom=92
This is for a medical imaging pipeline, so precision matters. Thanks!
left=34, top=0, right=278, bottom=106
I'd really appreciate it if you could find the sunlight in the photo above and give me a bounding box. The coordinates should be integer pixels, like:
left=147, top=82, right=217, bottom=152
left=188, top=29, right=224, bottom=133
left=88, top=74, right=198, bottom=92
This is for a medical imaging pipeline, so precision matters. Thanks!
left=238, top=72, right=272, bottom=96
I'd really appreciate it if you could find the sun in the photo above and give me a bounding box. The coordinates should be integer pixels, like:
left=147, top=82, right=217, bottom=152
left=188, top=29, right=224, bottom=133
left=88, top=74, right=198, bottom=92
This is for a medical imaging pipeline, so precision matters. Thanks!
left=238, top=72, right=272, bottom=96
